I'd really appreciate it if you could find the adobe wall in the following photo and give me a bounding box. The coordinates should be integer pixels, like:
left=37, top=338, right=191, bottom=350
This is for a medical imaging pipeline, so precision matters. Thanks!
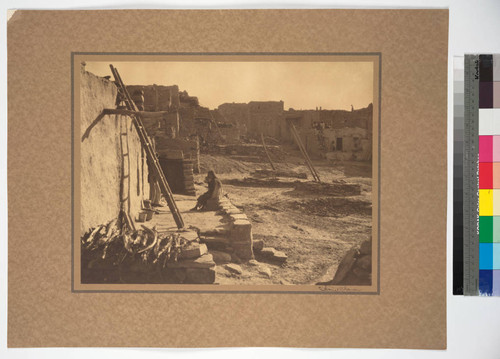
left=323, top=127, right=371, bottom=161
left=80, top=70, right=150, bottom=233
left=127, top=84, right=180, bottom=111
left=248, top=101, right=284, bottom=138
left=218, top=103, right=250, bottom=136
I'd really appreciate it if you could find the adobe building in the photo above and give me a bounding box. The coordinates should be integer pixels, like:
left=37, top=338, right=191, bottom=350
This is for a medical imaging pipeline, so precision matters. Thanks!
left=80, top=68, right=151, bottom=234
left=125, top=84, right=202, bottom=195
left=217, top=99, right=373, bottom=161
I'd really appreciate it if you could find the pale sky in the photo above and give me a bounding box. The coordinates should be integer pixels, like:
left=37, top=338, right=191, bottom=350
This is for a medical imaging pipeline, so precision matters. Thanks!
left=86, top=61, right=373, bottom=111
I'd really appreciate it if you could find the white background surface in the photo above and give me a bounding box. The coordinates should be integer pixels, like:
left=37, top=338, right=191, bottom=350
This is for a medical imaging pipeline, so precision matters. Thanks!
left=1, top=0, right=500, bottom=358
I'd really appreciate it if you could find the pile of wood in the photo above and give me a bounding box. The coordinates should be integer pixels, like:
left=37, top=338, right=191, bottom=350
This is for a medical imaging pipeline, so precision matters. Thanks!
left=82, top=218, right=186, bottom=269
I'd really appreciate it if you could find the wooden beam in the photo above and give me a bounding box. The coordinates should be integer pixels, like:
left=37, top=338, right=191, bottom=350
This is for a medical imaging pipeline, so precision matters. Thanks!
left=102, top=108, right=172, bottom=119
left=261, top=133, right=276, bottom=171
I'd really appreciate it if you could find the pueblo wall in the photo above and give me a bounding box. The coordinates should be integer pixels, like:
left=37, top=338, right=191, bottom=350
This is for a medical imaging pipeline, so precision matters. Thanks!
left=80, top=69, right=150, bottom=233
left=248, top=101, right=284, bottom=139
left=127, top=84, right=180, bottom=111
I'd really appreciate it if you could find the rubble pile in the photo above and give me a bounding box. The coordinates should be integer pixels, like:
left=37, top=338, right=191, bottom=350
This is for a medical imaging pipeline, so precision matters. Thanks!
left=251, top=169, right=307, bottom=179
left=213, top=143, right=288, bottom=161
left=292, top=180, right=361, bottom=197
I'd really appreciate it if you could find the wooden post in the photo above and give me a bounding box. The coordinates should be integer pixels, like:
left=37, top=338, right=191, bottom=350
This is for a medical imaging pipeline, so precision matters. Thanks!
left=261, top=133, right=276, bottom=171
left=289, top=123, right=321, bottom=182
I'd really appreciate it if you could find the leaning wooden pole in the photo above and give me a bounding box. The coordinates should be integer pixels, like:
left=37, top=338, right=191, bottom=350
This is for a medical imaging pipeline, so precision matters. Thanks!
left=110, top=65, right=185, bottom=229
left=289, top=123, right=321, bottom=182
left=261, top=133, right=276, bottom=171
left=291, top=129, right=317, bottom=181
left=292, top=125, right=320, bottom=182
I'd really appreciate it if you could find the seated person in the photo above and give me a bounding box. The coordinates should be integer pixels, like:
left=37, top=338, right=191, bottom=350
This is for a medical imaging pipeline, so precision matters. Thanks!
left=191, top=170, right=222, bottom=211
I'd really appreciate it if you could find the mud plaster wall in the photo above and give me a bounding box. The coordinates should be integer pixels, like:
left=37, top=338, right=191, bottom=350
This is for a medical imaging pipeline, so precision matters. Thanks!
left=80, top=69, right=149, bottom=233
left=248, top=101, right=284, bottom=138
left=127, top=84, right=180, bottom=111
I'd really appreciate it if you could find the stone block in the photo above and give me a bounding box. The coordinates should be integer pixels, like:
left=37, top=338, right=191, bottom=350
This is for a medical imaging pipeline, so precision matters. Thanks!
left=231, top=241, right=254, bottom=260
left=260, top=247, right=276, bottom=257
left=226, top=208, right=242, bottom=215
left=184, top=267, right=216, bottom=284
left=178, top=230, right=199, bottom=243
left=230, top=213, right=248, bottom=221
left=273, top=251, right=287, bottom=263
left=230, top=219, right=252, bottom=243
left=252, top=239, right=264, bottom=251
left=167, top=253, right=215, bottom=269
left=179, top=243, right=208, bottom=259
left=260, top=247, right=287, bottom=263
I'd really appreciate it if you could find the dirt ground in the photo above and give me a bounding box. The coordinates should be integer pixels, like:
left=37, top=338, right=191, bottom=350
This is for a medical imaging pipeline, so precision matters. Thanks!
left=196, top=146, right=372, bottom=285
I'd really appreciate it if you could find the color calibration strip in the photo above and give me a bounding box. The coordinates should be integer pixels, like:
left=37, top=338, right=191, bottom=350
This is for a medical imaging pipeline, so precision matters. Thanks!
left=477, top=55, right=500, bottom=296
left=453, top=57, right=464, bottom=295
left=463, top=55, right=480, bottom=295
left=460, top=54, right=500, bottom=296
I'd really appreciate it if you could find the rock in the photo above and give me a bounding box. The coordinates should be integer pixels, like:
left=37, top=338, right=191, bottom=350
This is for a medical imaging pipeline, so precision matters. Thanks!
left=260, top=247, right=287, bottom=263
left=279, top=279, right=291, bottom=285
left=178, top=230, right=199, bottom=243
left=179, top=243, right=208, bottom=259
left=260, top=247, right=277, bottom=257
left=258, top=265, right=272, bottom=278
left=330, top=247, right=359, bottom=285
left=224, top=263, right=243, bottom=275
left=340, top=268, right=371, bottom=286
left=359, top=239, right=372, bottom=255
left=252, top=239, right=264, bottom=251
left=167, top=253, right=215, bottom=269
left=210, top=250, right=232, bottom=264
left=231, top=252, right=242, bottom=264
left=216, top=266, right=232, bottom=277
left=356, top=254, right=371, bottom=270
left=248, top=259, right=260, bottom=266
left=273, top=251, right=287, bottom=263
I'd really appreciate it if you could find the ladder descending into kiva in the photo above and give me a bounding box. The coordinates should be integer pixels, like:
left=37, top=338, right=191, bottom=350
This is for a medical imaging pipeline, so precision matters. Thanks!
left=110, top=65, right=185, bottom=229
left=288, top=122, right=321, bottom=182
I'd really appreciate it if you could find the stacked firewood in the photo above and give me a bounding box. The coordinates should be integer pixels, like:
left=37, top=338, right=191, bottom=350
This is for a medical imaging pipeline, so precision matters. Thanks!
left=82, top=218, right=186, bottom=268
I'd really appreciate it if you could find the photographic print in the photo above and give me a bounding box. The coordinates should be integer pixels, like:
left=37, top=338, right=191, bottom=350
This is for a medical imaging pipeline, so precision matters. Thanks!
left=73, top=54, right=380, bottom=293
left=8, top=10, right=448, bottom=348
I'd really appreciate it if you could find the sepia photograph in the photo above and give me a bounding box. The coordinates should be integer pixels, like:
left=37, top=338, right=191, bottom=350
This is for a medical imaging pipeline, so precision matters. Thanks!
left=74, top=54, right=379, bottom=292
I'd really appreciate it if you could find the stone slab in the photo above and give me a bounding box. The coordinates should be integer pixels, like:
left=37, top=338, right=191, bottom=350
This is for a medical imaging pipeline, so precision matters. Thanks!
left=167, top=253, right=215, bottom=269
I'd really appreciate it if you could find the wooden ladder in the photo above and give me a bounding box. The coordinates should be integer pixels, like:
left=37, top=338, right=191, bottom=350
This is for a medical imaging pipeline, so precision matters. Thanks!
left=110, top=65, right=185, bottom=229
